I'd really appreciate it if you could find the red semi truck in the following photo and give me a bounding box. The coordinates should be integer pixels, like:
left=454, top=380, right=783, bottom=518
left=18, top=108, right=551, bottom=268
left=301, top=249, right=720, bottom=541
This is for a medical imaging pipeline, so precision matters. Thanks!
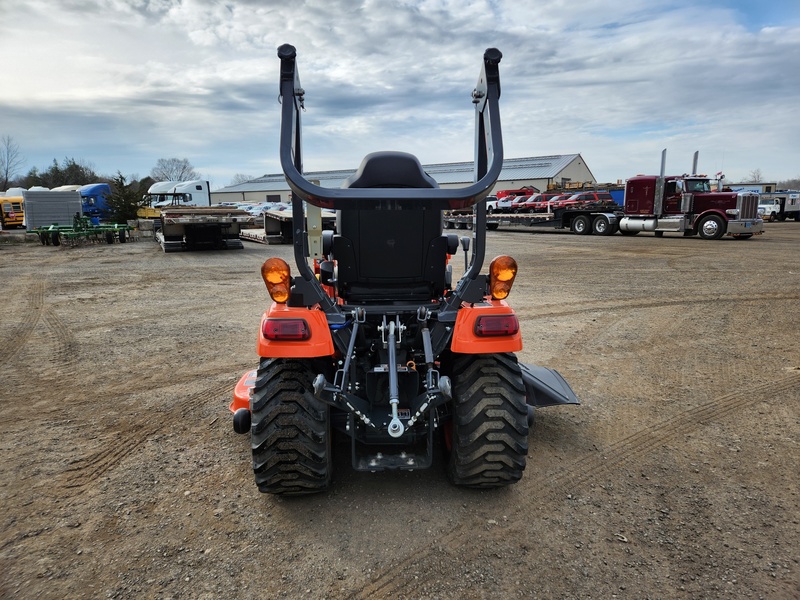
left=618, top=151, right=763, bottom=239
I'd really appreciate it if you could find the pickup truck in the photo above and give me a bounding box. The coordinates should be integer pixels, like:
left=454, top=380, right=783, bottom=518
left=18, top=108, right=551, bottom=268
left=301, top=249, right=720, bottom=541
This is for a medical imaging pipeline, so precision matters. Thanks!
left=757, top=198, right=781, bottom=221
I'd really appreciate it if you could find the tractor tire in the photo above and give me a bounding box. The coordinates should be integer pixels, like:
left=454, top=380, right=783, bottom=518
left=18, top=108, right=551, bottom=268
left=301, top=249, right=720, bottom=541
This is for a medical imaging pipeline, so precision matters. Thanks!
left=250, top=357, right=332, bottom=495
left=698, top=214, right=725, bottom=240
left=571, top=215, right=591, bottom=235
left=447, top=353, right=528, bottom=488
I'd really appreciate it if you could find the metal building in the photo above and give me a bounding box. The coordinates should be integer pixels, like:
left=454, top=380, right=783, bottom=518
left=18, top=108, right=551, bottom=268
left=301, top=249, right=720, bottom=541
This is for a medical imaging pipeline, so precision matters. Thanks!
left=211, top=154, right=596, bottom=205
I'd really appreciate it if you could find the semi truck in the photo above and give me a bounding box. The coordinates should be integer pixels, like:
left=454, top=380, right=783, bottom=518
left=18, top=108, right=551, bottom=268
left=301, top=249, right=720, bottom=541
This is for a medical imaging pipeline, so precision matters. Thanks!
left=80, top=183, right=112, bottom=220
left=140, top=181, right=253, bottom=252
left=445, top=150, right=763, bottom=240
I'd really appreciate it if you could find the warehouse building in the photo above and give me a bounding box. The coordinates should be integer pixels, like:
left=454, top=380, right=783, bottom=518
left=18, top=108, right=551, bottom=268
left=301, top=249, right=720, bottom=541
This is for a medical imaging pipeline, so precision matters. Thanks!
left=211, top=154, right=596, bottom=204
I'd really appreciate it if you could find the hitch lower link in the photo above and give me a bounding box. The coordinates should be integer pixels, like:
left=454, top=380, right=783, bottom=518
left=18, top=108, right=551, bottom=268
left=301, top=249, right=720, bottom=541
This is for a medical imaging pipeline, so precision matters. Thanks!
left=312, top=310, right=452, bottom=437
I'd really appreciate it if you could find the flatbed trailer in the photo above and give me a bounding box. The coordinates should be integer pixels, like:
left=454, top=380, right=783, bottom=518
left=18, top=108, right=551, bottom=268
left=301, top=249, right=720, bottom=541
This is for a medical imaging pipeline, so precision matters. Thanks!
left=444, top=202, right=622, bottom=235
left=261, top=208, right=336, bottom=244
left=157, top=207, right=254, bottom=252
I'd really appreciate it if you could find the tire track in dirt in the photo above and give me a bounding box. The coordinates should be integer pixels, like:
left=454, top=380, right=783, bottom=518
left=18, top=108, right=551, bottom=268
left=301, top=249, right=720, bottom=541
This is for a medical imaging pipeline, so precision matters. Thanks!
left=0, top=280, right=44, bottom=366
left=54, top=378, right=235, bottom=496
left=521, top=291, right=800, bottom=319
left=353, top=371, right=800, bottom=599
left=41, top=307, right=77, bottom=359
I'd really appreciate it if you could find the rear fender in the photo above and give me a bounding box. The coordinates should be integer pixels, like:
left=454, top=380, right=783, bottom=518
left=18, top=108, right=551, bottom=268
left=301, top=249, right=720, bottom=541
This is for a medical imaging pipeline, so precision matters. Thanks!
left=257, top=302, right=334, bottom=358
left=520, top=362, right=580, bottom=407
left=450, top=300, right=522, bottom=354
left=230, top=369, right=256, bottom=413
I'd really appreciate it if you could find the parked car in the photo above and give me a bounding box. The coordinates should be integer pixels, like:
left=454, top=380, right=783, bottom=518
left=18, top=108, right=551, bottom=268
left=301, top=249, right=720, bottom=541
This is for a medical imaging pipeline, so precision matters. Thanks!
left=548, top=194, right=578, bottom=209
left=496, top=193, right=531, bottom=213
left=515, top=193, right=560, bottom=213
left=567, top=191, right=615, bottom=205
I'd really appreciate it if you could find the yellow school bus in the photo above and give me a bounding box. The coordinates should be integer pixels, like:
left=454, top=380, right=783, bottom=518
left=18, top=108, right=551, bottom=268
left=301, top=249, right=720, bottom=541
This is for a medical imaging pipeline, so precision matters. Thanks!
left=1, top=196, right=24, bottom=229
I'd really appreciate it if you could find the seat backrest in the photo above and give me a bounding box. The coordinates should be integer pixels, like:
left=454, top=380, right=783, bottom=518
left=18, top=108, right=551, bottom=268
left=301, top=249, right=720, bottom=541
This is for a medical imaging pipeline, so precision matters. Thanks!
left=334, top=152, right=448, bottom=303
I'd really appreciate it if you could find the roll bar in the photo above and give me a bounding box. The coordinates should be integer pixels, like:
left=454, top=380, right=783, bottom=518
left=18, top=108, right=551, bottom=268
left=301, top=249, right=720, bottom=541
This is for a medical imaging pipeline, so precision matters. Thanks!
left=277, top=44, right=504, bottom=211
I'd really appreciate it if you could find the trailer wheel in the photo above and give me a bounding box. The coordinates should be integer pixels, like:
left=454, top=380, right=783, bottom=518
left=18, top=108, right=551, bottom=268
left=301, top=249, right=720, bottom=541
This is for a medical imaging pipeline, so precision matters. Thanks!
left=446, top=353, right=528, bottom=488
left=698, top=214, right=725, bottom=240
left=119, top=229, right=127, bottom=243
left=51, top=232, right=61, bottom=246
left=571, top=215, right=591, bottom=235
left=592, top=215, right=613, bottom=236
left=106, top=232, right=114, bottom=244
left=250, top=357, right=332, bottom=495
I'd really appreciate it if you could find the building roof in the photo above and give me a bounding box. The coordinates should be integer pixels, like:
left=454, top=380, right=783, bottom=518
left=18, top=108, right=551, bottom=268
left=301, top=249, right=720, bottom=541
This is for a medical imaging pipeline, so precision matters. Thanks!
left=214, top=154, right=585, bottom=193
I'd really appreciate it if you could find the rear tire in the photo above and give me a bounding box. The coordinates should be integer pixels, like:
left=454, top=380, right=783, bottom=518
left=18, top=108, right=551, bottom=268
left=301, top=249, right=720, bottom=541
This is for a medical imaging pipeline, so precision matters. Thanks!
left=447, top=353, right=528, bottom=488
left=250, top=358, right=332, bottom=495
left=592, top=215, right=613, bottom=236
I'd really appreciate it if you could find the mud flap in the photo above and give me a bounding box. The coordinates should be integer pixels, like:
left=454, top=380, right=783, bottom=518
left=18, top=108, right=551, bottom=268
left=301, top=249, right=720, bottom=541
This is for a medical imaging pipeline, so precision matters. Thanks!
left=519, top=362, right=580, bottom=408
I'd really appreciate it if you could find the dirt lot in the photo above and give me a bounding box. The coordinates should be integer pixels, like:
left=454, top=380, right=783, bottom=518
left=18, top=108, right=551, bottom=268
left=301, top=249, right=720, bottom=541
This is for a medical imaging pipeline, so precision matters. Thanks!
left=0, top=223, right=798, bottom=599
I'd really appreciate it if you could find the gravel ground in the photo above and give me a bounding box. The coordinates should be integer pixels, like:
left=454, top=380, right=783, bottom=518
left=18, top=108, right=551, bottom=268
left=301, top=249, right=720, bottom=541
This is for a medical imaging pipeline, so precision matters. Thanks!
left=0, top=222, right=798, bottom=599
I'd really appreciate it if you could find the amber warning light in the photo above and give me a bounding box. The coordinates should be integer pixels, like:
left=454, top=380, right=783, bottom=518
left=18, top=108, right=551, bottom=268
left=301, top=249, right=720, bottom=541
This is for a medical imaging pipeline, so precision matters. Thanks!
left=489, top=255, right=518, bottom=300
left=261, top=257, right=292, bottom=303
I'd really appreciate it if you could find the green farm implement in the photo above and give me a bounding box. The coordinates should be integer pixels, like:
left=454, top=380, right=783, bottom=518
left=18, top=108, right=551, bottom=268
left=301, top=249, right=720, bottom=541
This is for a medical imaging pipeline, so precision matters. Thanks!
left=30, top=214, right=134, bottom=247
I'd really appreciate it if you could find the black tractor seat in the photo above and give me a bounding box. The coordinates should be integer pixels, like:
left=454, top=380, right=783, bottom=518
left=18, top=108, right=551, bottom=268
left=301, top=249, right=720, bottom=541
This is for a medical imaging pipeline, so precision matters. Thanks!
left=332, top=152, right=451, bottom=304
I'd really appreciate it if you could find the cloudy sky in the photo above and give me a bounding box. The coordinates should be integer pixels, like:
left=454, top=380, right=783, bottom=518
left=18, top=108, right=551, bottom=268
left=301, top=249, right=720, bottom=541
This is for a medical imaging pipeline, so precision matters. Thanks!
left=2, top=0, right=799, bottom=190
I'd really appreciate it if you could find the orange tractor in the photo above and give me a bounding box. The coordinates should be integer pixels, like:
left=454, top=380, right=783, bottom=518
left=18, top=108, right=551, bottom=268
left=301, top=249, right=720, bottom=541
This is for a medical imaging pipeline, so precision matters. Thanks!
left=231, top=45, right=579, bottom=495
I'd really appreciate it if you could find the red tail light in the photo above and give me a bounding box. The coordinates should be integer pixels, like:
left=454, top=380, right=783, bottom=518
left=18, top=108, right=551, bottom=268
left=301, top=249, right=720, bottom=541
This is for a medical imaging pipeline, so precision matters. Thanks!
left=262, top=318, right=310, bottom=340
left=474, top=314, right=519, bottom=336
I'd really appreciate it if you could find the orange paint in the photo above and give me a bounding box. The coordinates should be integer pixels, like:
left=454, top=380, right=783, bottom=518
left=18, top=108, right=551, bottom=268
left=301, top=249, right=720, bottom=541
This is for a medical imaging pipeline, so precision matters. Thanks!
left=256, top=303, right=334, bottom=358
left=450, top=300, right=522, bottom=354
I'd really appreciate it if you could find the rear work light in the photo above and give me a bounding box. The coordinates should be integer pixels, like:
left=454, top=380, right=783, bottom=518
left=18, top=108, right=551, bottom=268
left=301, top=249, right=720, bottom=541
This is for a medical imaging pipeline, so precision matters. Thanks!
left=489, top=255, right=518, bottom=300
left=262, top=318, right=310, bottom=341
left=474, top=314, right=519, bottom=336
left=261, top=257, right=292, bottom=303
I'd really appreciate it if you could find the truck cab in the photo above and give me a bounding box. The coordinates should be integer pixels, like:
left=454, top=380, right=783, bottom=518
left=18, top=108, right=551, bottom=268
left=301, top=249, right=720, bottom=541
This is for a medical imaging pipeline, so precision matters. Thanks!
left=758, top=197, right=781, bottom=221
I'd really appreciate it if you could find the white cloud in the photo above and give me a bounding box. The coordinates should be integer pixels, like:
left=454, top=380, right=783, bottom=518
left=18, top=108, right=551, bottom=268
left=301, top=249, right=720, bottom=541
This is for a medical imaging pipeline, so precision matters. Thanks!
left=0, top=0, right=798, bottom=186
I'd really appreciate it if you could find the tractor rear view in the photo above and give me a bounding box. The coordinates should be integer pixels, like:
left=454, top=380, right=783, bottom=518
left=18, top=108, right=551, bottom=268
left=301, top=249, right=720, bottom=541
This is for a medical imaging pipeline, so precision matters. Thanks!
left=231, top=45, right=579, bottom=495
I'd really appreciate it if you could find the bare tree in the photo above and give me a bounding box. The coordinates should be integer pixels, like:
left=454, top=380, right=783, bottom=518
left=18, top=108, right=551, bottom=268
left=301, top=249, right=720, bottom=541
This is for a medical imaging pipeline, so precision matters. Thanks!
left=230, top=173, right=256, bottom=185
left=747, top=168, right=763, bottom=183
left=778, top=176, right=800, bottom=189
left=0, top=135, right=25, bottom=190
left=150, top=158, right=200, bottom=182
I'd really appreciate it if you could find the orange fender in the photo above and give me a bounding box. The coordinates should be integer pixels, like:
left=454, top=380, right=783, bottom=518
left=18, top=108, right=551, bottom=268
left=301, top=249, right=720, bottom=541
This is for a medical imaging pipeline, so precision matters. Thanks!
left=450, top=300, right=522, bottom=354
left=230, top=369, right=257, bottom=413
left=256, top=302, right=334, bottom=358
